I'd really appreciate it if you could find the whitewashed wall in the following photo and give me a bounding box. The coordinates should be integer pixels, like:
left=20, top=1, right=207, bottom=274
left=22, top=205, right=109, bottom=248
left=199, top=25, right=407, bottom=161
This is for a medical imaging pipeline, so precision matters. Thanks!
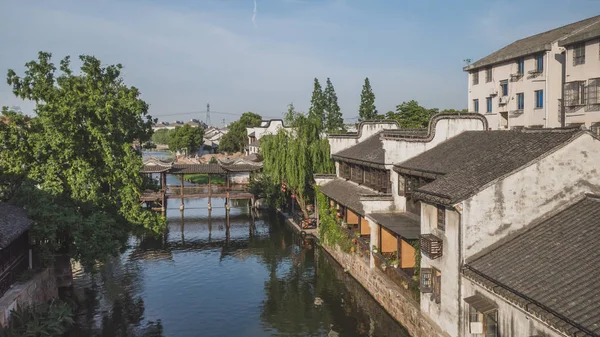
left=328, top=122, right=398, bottom=155
left=460, top=132, right=600, bottom=259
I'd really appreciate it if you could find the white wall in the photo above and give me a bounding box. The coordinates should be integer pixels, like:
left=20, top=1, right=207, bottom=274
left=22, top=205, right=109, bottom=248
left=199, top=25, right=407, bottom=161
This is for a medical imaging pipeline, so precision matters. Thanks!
left=420, top=203, right=461, bottom=337
left=467, top=46, right=563, bottom=129
left=461, top=279, right=563, bottom=337
left=247, top=120, right=290, bottom=141
left=328, top=122, right=398, bottom=155
left=461, top=132, right=600, bottom=259
left=564, top=40, right=600, bottom=127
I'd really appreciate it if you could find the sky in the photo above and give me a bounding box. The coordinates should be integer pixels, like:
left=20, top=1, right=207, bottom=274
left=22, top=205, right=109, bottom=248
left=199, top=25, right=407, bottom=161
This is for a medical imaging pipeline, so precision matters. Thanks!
left=0, top=0, right=599, bottom=126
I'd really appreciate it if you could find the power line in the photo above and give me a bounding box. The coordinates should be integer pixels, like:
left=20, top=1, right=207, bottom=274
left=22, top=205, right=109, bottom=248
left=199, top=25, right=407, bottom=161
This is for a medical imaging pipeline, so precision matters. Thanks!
left=152, top=110, right=282, bottom=120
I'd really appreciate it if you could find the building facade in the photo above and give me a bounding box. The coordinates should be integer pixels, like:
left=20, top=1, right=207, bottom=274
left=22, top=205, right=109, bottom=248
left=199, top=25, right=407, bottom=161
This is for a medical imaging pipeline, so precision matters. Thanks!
left=246, top=119, right=291, bottom=155
left=465, top=15, right=600, bottom=130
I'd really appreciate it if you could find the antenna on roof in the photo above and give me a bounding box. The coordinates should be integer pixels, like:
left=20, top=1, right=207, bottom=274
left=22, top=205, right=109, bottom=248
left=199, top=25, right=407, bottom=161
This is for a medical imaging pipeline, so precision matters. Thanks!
left=463, top=58, right=472, bottom=66
left=206, top=102, right=211, bottom=126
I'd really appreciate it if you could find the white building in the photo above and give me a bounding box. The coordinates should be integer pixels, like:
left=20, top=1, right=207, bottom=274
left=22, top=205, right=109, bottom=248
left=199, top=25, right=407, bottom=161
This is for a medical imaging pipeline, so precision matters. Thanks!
left=465, top=15, right=600, bottom=130
left=394, top=128, right=600, bottom=336
left=246, top=119, right=291, bottom=155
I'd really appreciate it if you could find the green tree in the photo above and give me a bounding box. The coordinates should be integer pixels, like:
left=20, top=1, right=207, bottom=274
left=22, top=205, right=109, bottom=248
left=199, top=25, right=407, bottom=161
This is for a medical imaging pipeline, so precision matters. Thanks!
left=440, top=108, right=468, bottom=114
left=323, top=78, right=344, bottom=133
left=260, top=104, right=334, bottom=218
left=0, top=52, right=164, bottom=266
left=151, top=129, right=171, bottom=145
left=385, top=100, right=437, bottom=128
left=358, top=77, right=378, bottom=121
left=219, top=112, right=262, bottom=153
left=168, top=124, right=204, bottom=155
left=307, top=78, right=325, bottom=131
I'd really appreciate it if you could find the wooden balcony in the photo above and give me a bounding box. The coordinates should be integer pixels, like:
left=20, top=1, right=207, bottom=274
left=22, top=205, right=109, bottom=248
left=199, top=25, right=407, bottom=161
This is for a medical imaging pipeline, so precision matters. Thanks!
left=420, top=234, right=443, bottom=260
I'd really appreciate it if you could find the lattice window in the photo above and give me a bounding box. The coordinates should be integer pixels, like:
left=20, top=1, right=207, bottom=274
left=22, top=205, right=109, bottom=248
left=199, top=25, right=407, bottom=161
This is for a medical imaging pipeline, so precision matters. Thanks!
left=586, top=78, right=600, bottom=112
left=420, top=268, right=433, bottom=293
left=420, top=234, right=443, bottom=259
left=437, top=206, right=445, bottom=231
left=472, top=71, right=479, bottom=85
left=485, top=68, right=492, bottom=83
left=573, top=43, right=586, bottom=66
left=351, top=165, right=364, bottom=184
left=565, top=81, right=586, bottom=107
left=591, top=123, right=600, bottom=136
left=340, top=162, right=351, bottom=179
left=432, top=269, right=441, bottom=304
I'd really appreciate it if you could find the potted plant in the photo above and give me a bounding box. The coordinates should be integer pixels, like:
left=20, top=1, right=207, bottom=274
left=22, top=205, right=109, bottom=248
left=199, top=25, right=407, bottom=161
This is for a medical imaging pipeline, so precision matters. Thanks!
left=371, top=245, right=379, bottom=254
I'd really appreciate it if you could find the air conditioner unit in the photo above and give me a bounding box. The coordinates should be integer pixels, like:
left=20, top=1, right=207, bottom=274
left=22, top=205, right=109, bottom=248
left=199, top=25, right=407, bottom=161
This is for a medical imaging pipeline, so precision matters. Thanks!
left=498, top=97, right=508, bottom=105
left=470, top=322, right=484, bottom=334
left=490, top=89, right=498, bottom=96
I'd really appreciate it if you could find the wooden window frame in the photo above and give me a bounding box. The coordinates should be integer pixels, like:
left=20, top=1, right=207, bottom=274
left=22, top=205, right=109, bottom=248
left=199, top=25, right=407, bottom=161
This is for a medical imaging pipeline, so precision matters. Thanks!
left=420, top=268, right=433, bottom=293
left=472, top=71, right=479, bottom=85
left=437, top=205, right=445, bottom=231
left=432, top=268, right=441, bottom=304
left=574, top=43, right=586, bottom=66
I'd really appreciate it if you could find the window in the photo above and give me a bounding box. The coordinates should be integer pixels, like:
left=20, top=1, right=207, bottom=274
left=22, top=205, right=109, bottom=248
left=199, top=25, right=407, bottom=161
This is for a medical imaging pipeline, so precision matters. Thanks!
left=564, top=81, right=586, bottom=106
left=591, top=123, right=600, bottom=136
left=420, top=267, right=443, bottom=303
left=517, top=58, right=525, bottom=74
left=485, top=68, right=492, bottom=82
left=587, top=78, right=600, bottom=111
left=340, top=162, right=351, bottom=179
left=473, top=99, right=479, bottom=113
left=486, top=97, right=493, bottom=113
left=469, top=305, right=498, bottom=337
left=517, top=93, right=524, bottom=110
left=437, top=206, right=445, bottom=231
left=472, top=71, right=479, bottom=85
left=420, top=268, right=433, bottom=293
left=500, top=80, right=508, bottom=96
left=398, top=175, right=405, bottom=196
left=535, top=90, right=543, bottom=108
left=574, top=43, right=586, bottom=65
left=536, top=53, right=544, bottom=72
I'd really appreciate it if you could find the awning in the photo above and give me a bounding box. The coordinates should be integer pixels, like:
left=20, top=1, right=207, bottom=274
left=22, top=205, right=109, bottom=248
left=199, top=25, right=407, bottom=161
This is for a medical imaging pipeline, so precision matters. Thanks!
left=368, top=212, right=420, bottom=240
left=320, top=179, right=376, bottom=216
left=463, top=295, right=498, bottom=314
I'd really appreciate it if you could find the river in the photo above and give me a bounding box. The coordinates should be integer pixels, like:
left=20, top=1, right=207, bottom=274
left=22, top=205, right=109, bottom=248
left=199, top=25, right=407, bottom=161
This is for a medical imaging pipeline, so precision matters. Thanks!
left=65, top=153, right=410, bottom=337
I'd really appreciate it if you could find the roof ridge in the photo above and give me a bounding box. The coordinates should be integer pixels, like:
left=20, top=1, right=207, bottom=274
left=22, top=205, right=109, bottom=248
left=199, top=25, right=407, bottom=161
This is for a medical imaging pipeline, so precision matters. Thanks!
left=513, top=15, right=600, bottom=44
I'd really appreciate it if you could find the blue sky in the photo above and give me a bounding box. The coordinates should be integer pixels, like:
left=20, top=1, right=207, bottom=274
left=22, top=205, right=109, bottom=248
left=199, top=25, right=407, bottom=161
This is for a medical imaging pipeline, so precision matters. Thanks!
left=0, top=0, right=598, bottom=125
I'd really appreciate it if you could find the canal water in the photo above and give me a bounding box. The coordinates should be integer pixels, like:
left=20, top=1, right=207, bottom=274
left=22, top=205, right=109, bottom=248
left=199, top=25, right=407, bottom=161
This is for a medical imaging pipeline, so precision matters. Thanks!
left=65, top=153, right=410, bottom=336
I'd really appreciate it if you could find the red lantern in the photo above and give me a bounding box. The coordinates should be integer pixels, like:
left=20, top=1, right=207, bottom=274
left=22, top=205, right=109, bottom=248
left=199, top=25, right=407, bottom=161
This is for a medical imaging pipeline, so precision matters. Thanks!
left=291, top=194, right=295, bottom=199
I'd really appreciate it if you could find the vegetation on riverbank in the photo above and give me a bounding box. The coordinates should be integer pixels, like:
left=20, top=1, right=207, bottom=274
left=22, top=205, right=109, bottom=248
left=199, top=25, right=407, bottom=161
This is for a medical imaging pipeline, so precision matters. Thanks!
left=185, top=174, right=226, bottom=185
left=0, top=300, right=74, bottom=337
left=317, top=191, right=353, bottom=252
left=0, top=52, right=165, bottom=268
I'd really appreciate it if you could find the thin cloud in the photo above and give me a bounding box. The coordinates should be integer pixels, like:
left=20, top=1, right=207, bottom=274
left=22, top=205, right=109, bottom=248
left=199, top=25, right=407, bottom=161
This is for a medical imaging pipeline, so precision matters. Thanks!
left=252, top=0, right=257, bottom=28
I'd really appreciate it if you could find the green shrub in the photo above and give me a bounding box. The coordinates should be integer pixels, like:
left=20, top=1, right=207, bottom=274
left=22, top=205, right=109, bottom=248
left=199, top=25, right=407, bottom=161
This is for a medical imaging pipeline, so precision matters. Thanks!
left=0, top=300, right=74, bottom=337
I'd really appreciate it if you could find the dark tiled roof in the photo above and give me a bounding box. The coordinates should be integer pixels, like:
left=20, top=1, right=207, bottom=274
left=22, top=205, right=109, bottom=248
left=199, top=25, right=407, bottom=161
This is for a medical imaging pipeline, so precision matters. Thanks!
left=171, top=163, right=226, bottom=174
left=0, top=203, right=32, bottom=248
left=248, top=131, right=255, bottom=137
left=465, top=15, right=600, bottom=70
left=464, top=195, right=600, bottom=336
left=319, top=179, right=376, bottom=215
left=220, top=163, right=262, bottom=172
left=559, top=20, right=600, bottom=46
left=394, top=128, right=582, bottom=205
left=140, top=165, right=171, bottom=173
left=368, top=212, right=420, bottom=239
left=332, top=132, right=385, bottom=168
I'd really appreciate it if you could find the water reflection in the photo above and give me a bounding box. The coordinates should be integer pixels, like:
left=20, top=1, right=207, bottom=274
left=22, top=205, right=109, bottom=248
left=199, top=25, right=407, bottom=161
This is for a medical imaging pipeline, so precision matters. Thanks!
left=67, top=198, right=409, bottom=337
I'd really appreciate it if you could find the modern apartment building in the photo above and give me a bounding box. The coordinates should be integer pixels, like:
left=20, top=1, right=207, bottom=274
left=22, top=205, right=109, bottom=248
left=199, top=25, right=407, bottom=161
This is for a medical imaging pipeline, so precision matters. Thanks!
left=465, top=15, right=600, bottom=130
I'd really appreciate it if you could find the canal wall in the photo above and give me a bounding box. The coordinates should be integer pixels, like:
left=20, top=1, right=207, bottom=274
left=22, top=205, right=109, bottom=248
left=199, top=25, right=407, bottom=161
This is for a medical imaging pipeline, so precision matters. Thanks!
left=278, top=210, right=448, bottom=337
left=0, top=268, right=58, bottom=327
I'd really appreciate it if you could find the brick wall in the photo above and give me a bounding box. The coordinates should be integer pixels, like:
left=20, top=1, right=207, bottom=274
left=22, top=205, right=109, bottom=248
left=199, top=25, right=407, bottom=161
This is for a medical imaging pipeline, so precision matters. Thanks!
left=322, top=245, right=449, bottom=337
left=0, top=268, right=58, bottom=327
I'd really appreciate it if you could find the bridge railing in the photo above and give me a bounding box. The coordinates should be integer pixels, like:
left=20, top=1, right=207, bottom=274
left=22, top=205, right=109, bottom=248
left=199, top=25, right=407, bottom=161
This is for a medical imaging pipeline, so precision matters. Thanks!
left=166, top=184, right=250, bottom=195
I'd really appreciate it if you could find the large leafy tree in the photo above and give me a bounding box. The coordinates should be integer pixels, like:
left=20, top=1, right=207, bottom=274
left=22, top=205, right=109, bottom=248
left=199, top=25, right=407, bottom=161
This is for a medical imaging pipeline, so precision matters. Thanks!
left=151, top=129, right=171, bottom=145
left=385, top=100, right=438, bottom=128
left=307, top=78, right=325, bottom=132
left=323, top=78, right=344, bottom=133
left=219, top=112, right=262, bottom=153
left=168, top=124, right=204, bottom=155
left=260, top=104, right=334, bottom=218
left=358, top=77, right=378, bottom=121
left=0, top=52, right=164, bottom=266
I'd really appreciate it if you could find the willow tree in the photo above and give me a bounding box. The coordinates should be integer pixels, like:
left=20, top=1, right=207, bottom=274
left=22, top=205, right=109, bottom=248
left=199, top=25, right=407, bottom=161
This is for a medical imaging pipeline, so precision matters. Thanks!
left=261, top=104, right=334, bottom=218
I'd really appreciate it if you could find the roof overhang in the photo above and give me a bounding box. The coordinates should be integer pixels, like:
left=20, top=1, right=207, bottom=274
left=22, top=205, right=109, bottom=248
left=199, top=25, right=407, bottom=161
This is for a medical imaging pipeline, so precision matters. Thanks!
left=463, top=294, right=498, bottom=314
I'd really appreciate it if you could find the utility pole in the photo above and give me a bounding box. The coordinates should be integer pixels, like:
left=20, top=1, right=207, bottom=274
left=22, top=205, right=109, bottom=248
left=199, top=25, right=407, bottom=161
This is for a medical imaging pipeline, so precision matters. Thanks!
left=206, top=102, right=211, bottom=126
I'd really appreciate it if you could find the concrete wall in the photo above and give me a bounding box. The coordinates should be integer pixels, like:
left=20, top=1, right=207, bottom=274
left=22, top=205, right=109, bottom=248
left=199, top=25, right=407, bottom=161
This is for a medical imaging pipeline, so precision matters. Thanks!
left=467, top=46, right=563, bottom=129
left=461, top=279, right=562, bottom=337
left=564, top=40, right=600, bottom=127
left=328, top=122, right=398, bottom=155
left=461, top=132, right=600, bottom=259
left=0, top=269, right=58, bottom=327
left=420, top=204, right=462, bottom=337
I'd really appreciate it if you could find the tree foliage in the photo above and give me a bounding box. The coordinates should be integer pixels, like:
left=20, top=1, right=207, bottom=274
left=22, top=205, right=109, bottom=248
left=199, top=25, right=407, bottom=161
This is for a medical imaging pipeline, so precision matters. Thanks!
left=307, top=78, right=325, bottom=132
left=151, top=129, right=171, bottom=145
left=260, top=104, right=334, bottom=218
left=0, top=52, right=164, bottom=267
left=218, top=112, right=262, bottom=153
left=385, top=100, right=438, bottom=128
left=323, top=78, right=344, bottom=133
left=358, top=77, right=378, bottom=121
left=168, top=124, right=204, bottom=155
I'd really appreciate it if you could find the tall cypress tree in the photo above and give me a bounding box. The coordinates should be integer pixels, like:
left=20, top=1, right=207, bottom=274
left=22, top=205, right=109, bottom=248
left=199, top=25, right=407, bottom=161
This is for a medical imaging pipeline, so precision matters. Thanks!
left=359, top=77, right=378, bottom=121
left=308, top=78, right=325, bottom=131
left=323, top=78, right=344, bottom=132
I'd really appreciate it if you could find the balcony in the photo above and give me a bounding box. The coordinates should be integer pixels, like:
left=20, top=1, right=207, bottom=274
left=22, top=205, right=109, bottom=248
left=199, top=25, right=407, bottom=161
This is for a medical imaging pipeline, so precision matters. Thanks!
left=420, top=234, right=443, bottom=259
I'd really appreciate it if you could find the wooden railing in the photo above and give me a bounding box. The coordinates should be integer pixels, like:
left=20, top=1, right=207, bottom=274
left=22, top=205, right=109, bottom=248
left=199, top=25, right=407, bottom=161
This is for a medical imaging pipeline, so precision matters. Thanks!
left=167, top=184, right=249, bottom=195
left=0, top=233, right=29, bottom=298
left=372, top=252, right=420, bottom=303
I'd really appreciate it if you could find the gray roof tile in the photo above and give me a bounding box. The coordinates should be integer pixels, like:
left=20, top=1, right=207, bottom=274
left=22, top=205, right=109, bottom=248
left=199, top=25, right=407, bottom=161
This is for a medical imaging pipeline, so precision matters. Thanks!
left=465, top=195, right=600, bottom=336
left=394, top=128, right=583, bottom=205
left=319, top=179, right=376, bottom=215
left=559, top=21, right=600, bottom=46
left=465, top=15, right=600, bottom=70
left=332, top=132, right=385, bottom=167
left=368, top=212, right=420, bottom=239
left=0, top=203, right=32, bottom=248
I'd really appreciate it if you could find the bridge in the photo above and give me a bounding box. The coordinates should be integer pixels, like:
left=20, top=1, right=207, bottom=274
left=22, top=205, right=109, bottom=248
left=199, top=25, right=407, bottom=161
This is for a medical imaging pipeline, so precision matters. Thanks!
left=139, top=157, right=262, bottom=213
